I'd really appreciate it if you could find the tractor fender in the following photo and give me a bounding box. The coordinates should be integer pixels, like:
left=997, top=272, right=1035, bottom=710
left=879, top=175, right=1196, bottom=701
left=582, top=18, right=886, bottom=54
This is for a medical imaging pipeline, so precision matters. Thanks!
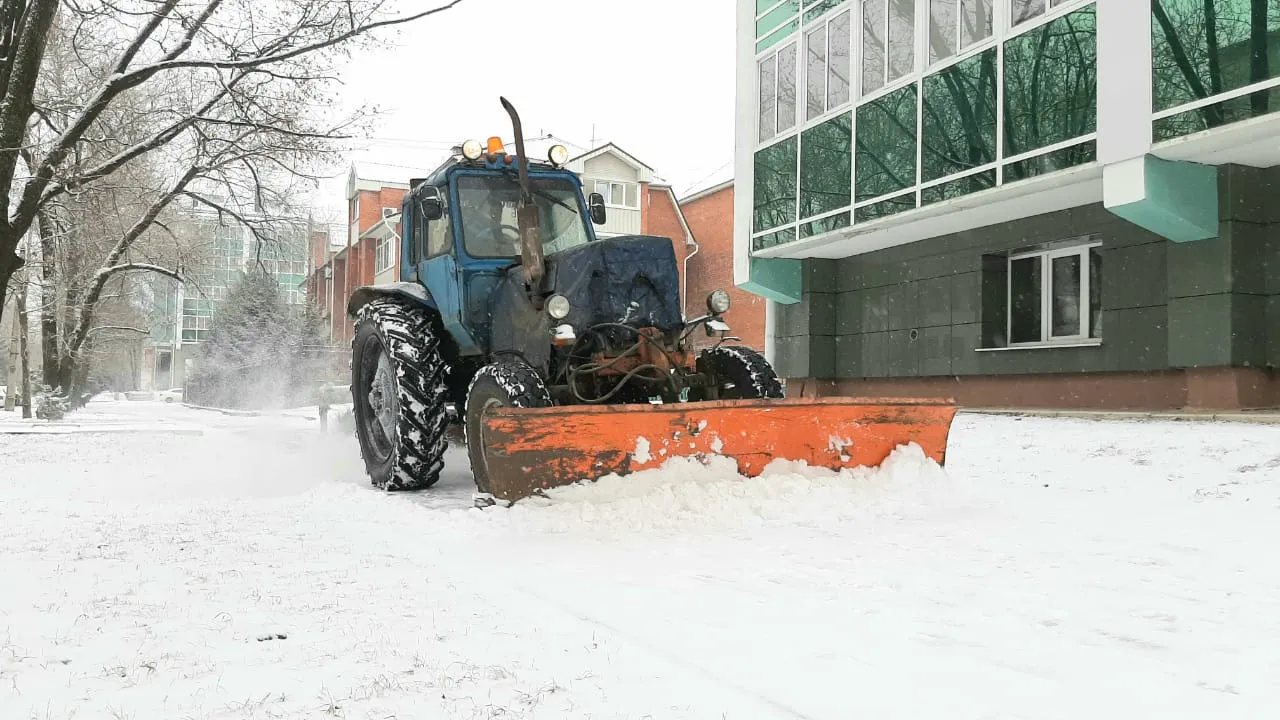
left=347, top=283, right=438, bottom=319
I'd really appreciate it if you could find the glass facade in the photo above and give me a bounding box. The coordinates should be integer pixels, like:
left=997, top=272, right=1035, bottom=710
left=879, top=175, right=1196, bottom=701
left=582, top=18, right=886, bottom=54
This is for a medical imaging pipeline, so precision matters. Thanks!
left=1152, top=0, right=1280, bottom=140
left=752, top=0, right=1101, bottom=249
left=178, top=216, right=309, bottom=343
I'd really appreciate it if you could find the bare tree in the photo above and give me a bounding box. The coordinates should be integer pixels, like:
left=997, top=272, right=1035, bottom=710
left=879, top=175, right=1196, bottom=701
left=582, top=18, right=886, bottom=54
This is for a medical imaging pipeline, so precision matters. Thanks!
left=0, top=0, right=466, bottom=338
left=1, top=0, right=466, bottom=401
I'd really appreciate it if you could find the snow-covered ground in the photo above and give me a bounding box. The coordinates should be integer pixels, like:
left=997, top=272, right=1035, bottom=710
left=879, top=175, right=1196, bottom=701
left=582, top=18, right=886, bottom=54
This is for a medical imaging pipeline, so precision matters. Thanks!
left=1, top=398, right=1278, bottom=719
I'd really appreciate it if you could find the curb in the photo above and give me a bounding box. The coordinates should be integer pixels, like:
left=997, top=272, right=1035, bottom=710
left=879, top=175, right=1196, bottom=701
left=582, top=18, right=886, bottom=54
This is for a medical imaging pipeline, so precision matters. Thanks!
left=961, top=408, right=1280, bottom=424
left=180, top=403, right=264, bottom=417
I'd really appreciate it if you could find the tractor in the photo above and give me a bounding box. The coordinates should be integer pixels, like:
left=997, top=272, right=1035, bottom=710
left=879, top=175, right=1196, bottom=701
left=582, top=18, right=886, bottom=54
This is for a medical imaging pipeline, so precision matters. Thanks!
left=348, top=98, right=957, bottom=504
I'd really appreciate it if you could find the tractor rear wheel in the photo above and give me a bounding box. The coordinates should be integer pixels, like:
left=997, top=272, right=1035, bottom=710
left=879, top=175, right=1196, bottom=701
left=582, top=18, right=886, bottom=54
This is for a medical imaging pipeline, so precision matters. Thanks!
left=698, top=345, right=785, bottom=400
left=464, top=359, right=552, bottom=495
left=350, top=298, right=450, bottom=491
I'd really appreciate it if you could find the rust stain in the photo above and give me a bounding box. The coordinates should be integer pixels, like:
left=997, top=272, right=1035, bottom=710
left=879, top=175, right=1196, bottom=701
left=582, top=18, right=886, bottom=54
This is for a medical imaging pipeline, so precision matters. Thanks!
left=480, top=397, right=959, bottom=502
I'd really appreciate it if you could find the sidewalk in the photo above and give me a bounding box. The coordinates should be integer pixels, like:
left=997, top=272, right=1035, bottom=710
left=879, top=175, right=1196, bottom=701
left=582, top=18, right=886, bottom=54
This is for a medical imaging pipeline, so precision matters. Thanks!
left=963, top=407, right=1280, bottom=424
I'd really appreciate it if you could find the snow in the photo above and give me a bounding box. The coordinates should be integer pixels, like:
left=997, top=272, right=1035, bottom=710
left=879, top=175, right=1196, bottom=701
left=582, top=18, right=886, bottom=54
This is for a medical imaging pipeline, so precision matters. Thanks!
left=2, top=398, right=1280, bottom=719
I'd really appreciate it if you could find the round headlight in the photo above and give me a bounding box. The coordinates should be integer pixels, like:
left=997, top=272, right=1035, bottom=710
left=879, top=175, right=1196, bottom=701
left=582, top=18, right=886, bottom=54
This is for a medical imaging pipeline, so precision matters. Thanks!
left=548, top=144, right=569, bottom=166
left=461, top=139, right=484, bottom=160
left=707, top=290, right=731, bottom=315
left=547, top=294, right=571, bottom=320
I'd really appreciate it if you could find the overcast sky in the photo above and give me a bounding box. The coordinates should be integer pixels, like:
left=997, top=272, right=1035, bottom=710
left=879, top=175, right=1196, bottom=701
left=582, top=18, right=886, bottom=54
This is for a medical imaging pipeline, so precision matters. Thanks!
left=312, top=0, right=736, bottom=222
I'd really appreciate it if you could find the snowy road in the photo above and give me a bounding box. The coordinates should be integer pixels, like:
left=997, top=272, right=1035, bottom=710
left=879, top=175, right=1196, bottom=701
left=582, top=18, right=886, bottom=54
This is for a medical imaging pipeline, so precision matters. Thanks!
left=2, top=399, right=1279, bottom=719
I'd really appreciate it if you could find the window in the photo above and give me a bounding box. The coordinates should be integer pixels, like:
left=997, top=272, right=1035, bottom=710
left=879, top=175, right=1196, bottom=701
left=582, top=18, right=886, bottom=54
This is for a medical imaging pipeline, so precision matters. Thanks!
left=374, top=235, right=396, bottom=274
left=862, top=0, right=915, bottom=97
left=1002, top=4, right=1096, bottom=163
left=594, top=180, right=639, bottom=209
left=1152, top=0, right=1280, bottom=140
left=758, top=40, right=798, bottom=142
left=805, top=11, right=851, bottom=121
left=1007, top=242, right=1101, bottom=345
left=929, top=0, right=994, bottom=66
left=1011, top=0, right=1075, bottom=27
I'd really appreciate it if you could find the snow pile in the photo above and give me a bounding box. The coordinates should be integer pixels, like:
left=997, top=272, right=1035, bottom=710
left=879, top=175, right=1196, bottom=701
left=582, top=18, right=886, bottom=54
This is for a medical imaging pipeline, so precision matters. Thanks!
left=482, top=442, right=967, bottom=535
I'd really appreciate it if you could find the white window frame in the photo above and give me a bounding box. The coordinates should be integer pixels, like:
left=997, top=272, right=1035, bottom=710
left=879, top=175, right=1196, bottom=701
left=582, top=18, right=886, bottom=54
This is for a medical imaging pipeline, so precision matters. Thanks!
left=374, top=235, right=396, bottom=274
left=1006, top=240, right=1101, bottom=347
left=594, top=179, right=639, bottom=210
left=804, top=9, right=853, bottom=124
left=757, top=38, right=799, bottom=145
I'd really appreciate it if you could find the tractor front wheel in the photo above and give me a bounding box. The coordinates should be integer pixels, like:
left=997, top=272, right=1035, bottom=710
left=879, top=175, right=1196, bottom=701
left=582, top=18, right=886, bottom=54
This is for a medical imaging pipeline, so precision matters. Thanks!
left=697, top=345, right=785, bottom=400
left=464, top=359, right=552, bottom=495
left=351, top=298, right=450, bottom=491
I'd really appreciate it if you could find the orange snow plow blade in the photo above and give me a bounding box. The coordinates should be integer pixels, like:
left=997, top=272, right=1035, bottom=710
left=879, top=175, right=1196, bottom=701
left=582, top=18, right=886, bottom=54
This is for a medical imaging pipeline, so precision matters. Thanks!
left=479, top=397, right=958, bottom=503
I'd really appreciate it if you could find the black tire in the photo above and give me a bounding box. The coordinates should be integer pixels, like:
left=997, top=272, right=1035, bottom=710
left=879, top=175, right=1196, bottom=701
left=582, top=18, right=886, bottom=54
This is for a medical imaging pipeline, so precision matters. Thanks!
left=350, top=298, right=450, bottom=491
left=698, top=345, right=785, bottom=399
left=464, top=359, right=552, bottom=495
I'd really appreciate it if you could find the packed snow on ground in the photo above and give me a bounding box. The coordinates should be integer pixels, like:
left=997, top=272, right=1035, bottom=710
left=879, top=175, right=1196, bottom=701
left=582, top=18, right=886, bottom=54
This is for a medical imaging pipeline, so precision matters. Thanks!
left=1, top=398, right=1278, bottom=719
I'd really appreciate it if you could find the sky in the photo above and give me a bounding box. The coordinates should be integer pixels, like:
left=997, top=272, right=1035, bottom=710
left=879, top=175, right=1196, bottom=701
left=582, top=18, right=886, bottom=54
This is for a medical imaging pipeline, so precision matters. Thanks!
left=312, top=0, right=737, bottom=224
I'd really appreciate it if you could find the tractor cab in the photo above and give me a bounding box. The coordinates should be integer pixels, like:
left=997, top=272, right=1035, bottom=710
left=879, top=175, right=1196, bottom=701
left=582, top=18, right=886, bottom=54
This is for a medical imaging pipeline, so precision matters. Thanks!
left=398, top=136, right=607, bottom=356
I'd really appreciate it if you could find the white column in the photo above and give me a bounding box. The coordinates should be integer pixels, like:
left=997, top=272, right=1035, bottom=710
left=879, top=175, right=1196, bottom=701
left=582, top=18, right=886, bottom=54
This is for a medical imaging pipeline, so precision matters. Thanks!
left=1096, top=0, right=1153, bottom=166
left=732, top=0, right=756, bottom=288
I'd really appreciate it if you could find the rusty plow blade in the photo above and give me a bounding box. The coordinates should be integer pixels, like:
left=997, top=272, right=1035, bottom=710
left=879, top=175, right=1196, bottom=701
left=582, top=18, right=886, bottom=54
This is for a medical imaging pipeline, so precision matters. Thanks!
left=478, top=397, right=959, bottom=503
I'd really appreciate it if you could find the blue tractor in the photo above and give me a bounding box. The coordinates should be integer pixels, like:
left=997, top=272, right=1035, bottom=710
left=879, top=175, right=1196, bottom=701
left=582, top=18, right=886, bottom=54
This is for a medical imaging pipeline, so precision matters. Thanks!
left=346, top=98, right=784, bottom=500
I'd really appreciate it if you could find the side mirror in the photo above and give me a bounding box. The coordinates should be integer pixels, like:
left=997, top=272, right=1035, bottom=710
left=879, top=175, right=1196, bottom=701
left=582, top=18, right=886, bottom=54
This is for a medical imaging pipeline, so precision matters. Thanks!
left=417, top=187, right=444, bottom=221
left=588, top=192, right=607, bottom=225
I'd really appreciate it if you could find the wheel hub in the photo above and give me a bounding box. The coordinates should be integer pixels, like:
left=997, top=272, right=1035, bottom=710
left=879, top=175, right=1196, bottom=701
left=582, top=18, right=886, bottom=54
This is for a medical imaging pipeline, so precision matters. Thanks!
left=369, top=353, right=396, bottom=441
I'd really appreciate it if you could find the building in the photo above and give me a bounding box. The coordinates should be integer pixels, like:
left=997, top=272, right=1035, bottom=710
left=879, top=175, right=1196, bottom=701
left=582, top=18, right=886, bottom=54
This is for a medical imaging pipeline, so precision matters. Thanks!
left=307, top=167, right=410, bottom=345
left=679, top=180, right=768, bottom=351
left=735, top=0, right=1280, bottom=410
left=142, top=202, right=312, bottom=390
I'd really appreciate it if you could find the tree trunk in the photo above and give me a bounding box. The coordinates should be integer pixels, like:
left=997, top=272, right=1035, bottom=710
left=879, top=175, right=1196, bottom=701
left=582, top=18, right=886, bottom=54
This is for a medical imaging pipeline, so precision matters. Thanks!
left=16, top=274, right=31, bottom=418
left=0, top=240, right=21, bottom=333
left=1251, top=0, right=1270, bottom=115
left=37, top=210, right=62, bottom=385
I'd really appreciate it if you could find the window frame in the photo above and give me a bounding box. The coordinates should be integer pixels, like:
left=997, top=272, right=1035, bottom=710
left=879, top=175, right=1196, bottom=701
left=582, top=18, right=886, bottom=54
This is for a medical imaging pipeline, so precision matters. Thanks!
left=593, top=179, right=639, bottom=210
left=1006, top=240, right=1101, bottom=347
left=804, top=8, right=853, bottom=124
left=757, top=37, right=799, bottom=145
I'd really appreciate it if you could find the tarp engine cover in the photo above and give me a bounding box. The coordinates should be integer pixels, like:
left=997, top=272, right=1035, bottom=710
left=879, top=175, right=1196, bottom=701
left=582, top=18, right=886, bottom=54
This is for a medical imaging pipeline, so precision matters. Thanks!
left=551, top=234, right=683, bottom=337
left=488, top=234, right=684, bottom=369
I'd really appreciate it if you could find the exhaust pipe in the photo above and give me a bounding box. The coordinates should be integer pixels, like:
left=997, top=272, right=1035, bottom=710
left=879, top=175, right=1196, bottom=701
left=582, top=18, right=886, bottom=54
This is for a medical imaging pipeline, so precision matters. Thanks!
left=499, top=97, right=546, bottom=300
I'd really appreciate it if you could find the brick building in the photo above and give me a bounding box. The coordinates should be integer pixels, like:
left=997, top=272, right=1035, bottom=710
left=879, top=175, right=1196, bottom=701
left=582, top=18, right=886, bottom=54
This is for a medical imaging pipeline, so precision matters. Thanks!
left=679, top=180, right=768, bottom=352
left=307, top=167, right=409, bottom=344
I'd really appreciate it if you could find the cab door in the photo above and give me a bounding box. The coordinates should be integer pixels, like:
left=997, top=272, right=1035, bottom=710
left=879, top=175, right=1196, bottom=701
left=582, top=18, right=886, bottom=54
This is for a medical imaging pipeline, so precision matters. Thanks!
left=412, top=191, right=480, bottom=356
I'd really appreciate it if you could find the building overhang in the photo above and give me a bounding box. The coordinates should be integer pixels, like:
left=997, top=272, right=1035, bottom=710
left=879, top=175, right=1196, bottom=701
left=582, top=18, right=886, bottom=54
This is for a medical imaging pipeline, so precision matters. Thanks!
left=754, top=112, right=1280, bottom=262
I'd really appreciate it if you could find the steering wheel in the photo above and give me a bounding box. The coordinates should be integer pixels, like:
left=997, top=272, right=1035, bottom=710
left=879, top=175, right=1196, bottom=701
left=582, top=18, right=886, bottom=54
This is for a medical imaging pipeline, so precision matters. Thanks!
left=500, top=224, right=520, bottom=241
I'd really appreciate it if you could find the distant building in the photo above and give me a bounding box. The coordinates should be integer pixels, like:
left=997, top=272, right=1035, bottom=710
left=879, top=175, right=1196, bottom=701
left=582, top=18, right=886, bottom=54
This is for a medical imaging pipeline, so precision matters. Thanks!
left=142, top=201, right=313, bottom=391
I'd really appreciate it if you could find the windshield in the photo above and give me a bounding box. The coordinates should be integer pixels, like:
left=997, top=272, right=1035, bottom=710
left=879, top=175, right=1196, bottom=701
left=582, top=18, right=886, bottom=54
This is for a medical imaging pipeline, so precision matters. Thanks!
left=456, top=173, right=592, bottom=259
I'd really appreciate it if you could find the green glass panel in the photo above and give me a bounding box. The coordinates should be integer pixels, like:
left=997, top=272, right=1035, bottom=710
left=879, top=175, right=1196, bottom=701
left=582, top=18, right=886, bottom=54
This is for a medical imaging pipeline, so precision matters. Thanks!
left=1003, top=6, right=1097, bottom=159
left=1152, top=0, right=1280, bottom=119
left=1154, top=86, right=1280, bottom=140
left=921, top=47, right=997, bottom=182
left=757, top=20, right=800, bottom=52
left=753, top=227, right=800, bottom=251
left=799, top=111, right=853, bottom=220
left=758, top=0, right=778, bottom=13
left=804, top=0, right=843, bottom=23
left=854, top=193, right=916, bottom=223
left=757, top=2, right=800, bottom=38
left=799, top=211, right=852, bottom=238
left=1003, top=139, right=1096, bottom=182
left=754, top=137, right=799, bottom=233
left=855, top=82, right=918, bottom=204
left=920, top=169, right=996, bottom=206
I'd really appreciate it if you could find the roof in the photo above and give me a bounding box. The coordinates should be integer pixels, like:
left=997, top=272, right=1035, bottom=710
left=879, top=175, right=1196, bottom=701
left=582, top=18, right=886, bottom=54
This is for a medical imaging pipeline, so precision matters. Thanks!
left=679, top=178, right=734, bottom=206
left=568, top=142, right=655, bottom=172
